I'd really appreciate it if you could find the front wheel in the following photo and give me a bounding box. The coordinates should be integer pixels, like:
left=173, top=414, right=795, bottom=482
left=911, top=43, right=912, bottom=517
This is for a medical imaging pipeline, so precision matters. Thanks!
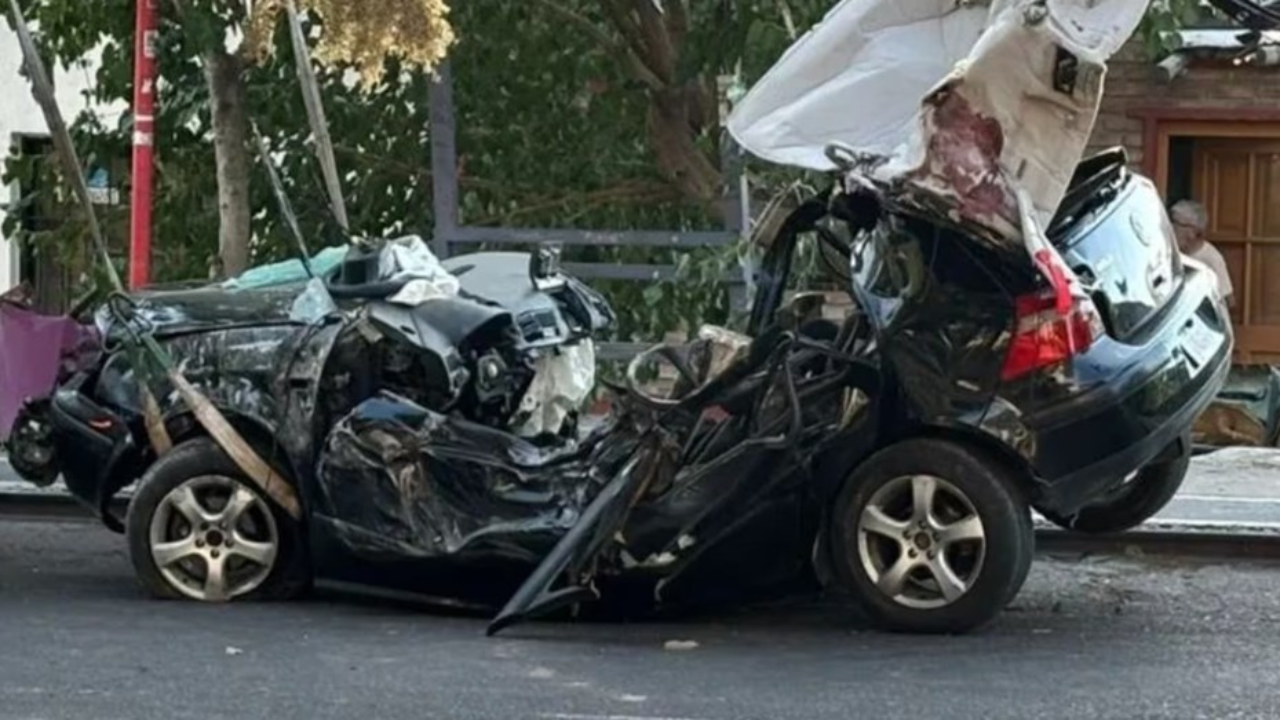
left=828, top=439, right=1034, bottom=634
left=126, top=438, right=310, bottom=603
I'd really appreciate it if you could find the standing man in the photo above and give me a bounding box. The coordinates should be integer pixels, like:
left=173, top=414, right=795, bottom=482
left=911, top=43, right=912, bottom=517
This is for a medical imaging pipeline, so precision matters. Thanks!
left=1171, top=199, right=1234, bottom=307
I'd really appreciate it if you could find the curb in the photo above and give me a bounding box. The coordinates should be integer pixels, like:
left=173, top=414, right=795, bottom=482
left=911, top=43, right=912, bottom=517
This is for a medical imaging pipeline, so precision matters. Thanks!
left=0, top=490, right=98, bottom=523
left=1032, top=513, right=1280, bottom=560
left=1035, top=526, right=1280, bottom=561
left=0, top=475, right=130, bottom=524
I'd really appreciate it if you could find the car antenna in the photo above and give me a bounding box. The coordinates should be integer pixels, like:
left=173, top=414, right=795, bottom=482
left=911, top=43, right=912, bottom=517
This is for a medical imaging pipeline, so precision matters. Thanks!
left=284, top=0, right=352, bottom=237
left=6, top=0, right=303, bottom=521
left=251, top=122, right=315, bottom=279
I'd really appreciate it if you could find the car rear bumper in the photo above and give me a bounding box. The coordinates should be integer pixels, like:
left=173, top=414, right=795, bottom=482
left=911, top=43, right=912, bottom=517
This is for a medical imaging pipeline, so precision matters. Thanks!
left=991, top=270, right=1232, bottom=515
left=1032, top=350, right=1228, bottom=515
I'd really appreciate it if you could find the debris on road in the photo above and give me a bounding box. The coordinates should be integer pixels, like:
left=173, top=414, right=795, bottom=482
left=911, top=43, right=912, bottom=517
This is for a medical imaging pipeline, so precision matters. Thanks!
left=1193, top=366, right=1280, bottom=449
left=662, top=640, right=699, bottom=652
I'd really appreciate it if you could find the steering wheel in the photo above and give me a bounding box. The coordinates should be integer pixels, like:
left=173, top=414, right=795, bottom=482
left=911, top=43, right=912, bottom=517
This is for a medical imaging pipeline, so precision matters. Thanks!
left=624, top=343, right=704, bottom=411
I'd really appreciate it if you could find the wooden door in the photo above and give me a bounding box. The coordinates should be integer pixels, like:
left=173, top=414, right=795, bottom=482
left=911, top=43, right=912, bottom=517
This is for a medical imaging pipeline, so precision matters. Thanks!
left=1193, top=139, right=1280, bottom=363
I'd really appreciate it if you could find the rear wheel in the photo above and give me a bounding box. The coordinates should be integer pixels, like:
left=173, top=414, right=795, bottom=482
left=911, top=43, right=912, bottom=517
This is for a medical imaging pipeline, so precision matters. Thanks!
left=1039, top=436, right=1190, bottom=534
left=829, top=439, right=1033, bottom=634
left=126, top=438, right=309, bottom=602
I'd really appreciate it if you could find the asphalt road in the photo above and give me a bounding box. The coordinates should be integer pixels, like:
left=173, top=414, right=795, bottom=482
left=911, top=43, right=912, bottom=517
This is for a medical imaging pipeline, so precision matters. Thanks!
left=3, top=521, right=1280, bottom=720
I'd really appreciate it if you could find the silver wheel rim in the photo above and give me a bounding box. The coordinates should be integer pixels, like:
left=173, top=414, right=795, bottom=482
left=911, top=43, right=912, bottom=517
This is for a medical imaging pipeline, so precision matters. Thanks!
left=148, top=475, right=279, bottom=602
left=856, top=475, right=986, bottom=610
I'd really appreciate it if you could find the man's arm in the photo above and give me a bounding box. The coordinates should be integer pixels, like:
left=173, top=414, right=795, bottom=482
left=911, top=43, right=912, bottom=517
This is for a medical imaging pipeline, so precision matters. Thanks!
left=1208, top=245, right=1235, bottom=308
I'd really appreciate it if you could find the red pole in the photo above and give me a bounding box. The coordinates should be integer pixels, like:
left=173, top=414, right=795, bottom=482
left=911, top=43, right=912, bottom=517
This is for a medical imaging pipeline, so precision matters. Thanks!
left=129, top=0, right=159, bottom=290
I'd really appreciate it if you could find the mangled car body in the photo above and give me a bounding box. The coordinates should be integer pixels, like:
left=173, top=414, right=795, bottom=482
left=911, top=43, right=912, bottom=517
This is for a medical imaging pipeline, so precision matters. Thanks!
left=7, top=243, right=885, bottom=625
left=5, top=0, right=1233, bottom=634
left=729, top=0, right=1232, bottom=534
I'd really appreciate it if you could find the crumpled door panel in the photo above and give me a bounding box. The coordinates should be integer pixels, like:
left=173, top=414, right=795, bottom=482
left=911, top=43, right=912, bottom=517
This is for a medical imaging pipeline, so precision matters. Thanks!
left=486, top=327, right=882, bottom=635
left=314, top=394, right=639, bottom=564
left=313, top=316, right=881, bottom=635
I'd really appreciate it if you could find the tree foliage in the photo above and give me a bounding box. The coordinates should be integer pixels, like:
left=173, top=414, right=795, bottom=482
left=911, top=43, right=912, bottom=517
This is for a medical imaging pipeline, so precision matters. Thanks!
left=1139, top=0, right=1211, bottom=55
left=246, top=0, right=455, bottom=86
left=3, top=0, right=1218, bottom=335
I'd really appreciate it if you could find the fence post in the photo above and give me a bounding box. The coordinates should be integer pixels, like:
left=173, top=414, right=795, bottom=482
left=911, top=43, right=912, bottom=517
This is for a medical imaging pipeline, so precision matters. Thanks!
left=719, top=74, right=750, bottom=317
left=429, top=61, right=459, bottom=260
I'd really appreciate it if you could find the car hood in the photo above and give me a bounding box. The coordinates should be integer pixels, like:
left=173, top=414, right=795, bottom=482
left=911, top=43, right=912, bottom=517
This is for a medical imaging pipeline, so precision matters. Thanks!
left=98, top=284, right=310, bottom=338
left=727, top=0, right=1148, bottom=245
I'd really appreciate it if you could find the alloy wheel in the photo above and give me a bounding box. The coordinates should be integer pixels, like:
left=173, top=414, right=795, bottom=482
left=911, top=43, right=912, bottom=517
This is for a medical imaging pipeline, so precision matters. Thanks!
left=148, top=475, right=279, bottom=602
left=856, top=474, right=986, bottom=609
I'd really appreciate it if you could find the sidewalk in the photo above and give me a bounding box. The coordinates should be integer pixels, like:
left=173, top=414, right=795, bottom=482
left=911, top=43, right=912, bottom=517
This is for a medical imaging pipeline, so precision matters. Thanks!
left=1139, top=447, right=1280, bottom=532
left=3, top=448, right=1279, bottom=531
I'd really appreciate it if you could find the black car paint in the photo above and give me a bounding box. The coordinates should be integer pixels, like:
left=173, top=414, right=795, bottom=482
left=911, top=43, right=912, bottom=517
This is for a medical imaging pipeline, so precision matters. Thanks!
left=486, top=322, right=884, bottom=632
left=841, top=165, right=1230, bottom=516
left=97, top=285, right=308, bottom=338
left=52, top=321, right=327, bottom=529
left=24, top=155, right=1231, bottom=621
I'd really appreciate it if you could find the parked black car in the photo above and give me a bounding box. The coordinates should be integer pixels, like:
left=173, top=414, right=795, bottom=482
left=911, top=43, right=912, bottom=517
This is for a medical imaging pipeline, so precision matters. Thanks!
left=7, top=150, right=1230, bottom=634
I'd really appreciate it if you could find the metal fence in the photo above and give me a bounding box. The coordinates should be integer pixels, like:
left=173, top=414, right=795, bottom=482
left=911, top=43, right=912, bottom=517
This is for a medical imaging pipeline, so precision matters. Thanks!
left=426, top=63, right=750, bottom=361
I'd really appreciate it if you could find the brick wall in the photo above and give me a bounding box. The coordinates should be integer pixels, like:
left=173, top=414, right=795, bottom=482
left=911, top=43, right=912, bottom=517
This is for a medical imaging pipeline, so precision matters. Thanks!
left=1088, top=39, right=1280, bottom=170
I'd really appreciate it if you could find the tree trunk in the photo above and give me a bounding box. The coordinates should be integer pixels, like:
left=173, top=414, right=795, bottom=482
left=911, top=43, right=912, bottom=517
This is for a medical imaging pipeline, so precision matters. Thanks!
left=597, top=1, right=724, bottom=216
left=204, top=50, right=251, bottom=278
left=645, top=82, right=723, bottom=210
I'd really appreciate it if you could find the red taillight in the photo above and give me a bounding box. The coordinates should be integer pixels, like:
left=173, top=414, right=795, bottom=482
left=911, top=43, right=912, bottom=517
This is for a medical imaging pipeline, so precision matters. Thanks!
left=1001, top=290, right=1104, bottom=381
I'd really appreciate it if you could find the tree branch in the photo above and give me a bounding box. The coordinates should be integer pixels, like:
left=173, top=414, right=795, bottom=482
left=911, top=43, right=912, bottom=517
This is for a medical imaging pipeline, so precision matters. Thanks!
left=667, top=0, right=691, bottom=51
left=526, top=0, right=621, bottom=60
left=634, top=0, right=678, bottom=82
left=528, top=0, right=666, bottom=90
left=600, top=0, right=667, bottom=89
left=602, top=0, right=648, bottom=57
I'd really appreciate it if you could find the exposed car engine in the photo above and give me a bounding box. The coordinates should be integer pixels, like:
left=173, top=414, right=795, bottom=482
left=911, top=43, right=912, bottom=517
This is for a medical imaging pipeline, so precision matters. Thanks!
left=319, top=243, right=614, bottom=441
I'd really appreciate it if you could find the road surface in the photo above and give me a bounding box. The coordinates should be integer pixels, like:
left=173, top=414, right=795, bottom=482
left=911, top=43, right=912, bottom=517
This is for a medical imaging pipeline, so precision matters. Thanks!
left=2, top=520, right=1279, bottom=720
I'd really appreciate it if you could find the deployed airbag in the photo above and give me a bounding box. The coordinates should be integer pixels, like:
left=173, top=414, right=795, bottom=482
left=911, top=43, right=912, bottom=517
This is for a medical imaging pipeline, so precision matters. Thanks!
left=728, top=0, right=1148, bottom=242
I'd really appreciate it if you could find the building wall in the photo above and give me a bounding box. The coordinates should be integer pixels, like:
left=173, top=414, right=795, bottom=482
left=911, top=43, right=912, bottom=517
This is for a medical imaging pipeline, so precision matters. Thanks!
left=0, top=24, right=117, bottom=294
left=1088, top=38, right=1280, bottom=172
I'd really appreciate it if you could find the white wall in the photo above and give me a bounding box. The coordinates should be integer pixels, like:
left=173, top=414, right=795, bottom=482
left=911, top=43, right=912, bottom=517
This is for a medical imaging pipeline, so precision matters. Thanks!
left=0, top=24, right=119, bottom=293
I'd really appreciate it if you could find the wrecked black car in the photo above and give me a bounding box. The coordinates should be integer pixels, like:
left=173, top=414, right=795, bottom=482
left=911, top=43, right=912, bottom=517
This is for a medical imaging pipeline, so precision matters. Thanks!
left=7, top=236, right=888, bottom=624
left=3, top=0, right=1233, bottom=636
left=7, top=142, right=1232, bottom=635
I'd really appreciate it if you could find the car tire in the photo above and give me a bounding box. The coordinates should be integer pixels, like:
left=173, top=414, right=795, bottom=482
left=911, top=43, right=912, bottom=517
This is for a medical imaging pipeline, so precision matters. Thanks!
left=126, top=438, right=310, bottom=603
left=828, top=438, right=1034, bottom=634
left=1038, top=436, right=1191, bottom=535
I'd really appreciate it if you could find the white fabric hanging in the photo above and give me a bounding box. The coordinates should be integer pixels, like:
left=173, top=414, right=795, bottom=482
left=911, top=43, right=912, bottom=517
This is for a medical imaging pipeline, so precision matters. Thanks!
left=728, top=0, right=1150, bottom=244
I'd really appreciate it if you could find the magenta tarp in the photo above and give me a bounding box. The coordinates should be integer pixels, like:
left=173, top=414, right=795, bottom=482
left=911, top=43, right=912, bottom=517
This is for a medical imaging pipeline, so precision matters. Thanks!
left=0, top=303, right=99, bottom=439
